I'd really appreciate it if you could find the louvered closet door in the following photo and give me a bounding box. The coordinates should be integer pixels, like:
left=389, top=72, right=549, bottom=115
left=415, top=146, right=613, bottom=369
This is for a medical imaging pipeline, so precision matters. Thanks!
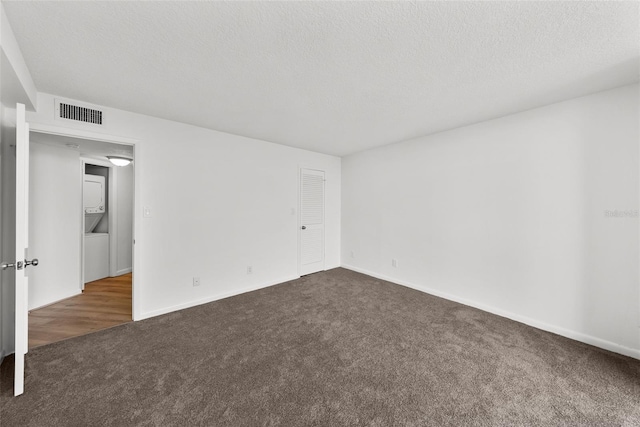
left=299, top=169, right=325, bottom=276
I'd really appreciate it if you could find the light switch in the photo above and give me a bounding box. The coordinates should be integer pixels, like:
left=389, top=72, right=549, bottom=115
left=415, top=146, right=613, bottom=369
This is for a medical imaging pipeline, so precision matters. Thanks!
left=143, top=207, right=152, bottom=218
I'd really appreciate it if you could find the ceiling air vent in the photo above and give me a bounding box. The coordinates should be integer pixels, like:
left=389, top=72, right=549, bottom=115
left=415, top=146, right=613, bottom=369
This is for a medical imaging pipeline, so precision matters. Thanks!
left=56, top=100, right=103, bottom=125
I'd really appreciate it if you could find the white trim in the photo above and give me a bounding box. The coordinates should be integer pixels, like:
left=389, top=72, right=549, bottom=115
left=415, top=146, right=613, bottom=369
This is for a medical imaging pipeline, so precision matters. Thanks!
left=80, top=156, right=112, bottom=168
left=324, top=263, right=341, bottom=270
left=79, top=159, right=86, bottom=291
left=29, top=290, right=82, bottom=311
left=28, top=122, right=142, bottom=321
left=114, top=268, right=132, bottom=276
left=108, top=166, right=117, bottom=277
left=341, top=264, right=640, bottom=360
left=0, top=4, right=37, bottom=109
left=30, top=122, right=138, bottom=145
left=138, top=274, right=300, bottom=321
left=131, top=143, right=141, bottom=320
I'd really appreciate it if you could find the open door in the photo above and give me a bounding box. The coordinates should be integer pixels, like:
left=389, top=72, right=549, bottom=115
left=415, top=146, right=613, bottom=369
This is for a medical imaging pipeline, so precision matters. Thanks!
left=13, top=103, right=37, bottom=395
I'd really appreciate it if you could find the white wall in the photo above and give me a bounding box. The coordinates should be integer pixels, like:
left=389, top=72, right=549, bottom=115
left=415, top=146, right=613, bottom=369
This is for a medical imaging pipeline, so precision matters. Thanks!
left=25, top=93, right=341, bottom=319
left=342, top=84, right=640, bottom=358
left=29, top=142, right=81, bottom=309
left=114, top=163, right=133, bottom=275
left=0, top=3, right=36, bottom=110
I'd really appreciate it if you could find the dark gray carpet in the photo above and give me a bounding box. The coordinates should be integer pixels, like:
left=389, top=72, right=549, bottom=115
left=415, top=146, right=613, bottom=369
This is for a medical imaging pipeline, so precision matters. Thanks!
left=1, top=268, right=639, bottom=426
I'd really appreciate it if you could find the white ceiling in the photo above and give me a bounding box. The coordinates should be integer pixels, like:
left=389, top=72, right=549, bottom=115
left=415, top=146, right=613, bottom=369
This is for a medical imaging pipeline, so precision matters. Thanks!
left=30, top=131, right=133, bottom=161
left=4, top=1, right=639, bottom=157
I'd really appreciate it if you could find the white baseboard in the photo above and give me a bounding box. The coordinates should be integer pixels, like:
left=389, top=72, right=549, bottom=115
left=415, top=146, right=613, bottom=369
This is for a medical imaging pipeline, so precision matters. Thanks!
left=0, top=349, right=5, bottom=365
left=29, top=290, right=83, bottom=312
left=114, top=268, right=132, bottom=277
left=139, top=274, right=300, bottom=321
left=341, top=264, right=640, bottom=360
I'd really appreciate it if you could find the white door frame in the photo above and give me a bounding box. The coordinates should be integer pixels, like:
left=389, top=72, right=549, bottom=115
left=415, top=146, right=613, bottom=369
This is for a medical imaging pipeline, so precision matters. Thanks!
left=28, top=122, right=142, bottom=320
left=80, top=157, right=123, bottom=289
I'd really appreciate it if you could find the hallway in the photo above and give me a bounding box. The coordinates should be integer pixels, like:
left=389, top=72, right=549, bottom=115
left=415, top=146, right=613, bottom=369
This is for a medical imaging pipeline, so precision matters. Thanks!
left=28, top=274, right=132, bottom=349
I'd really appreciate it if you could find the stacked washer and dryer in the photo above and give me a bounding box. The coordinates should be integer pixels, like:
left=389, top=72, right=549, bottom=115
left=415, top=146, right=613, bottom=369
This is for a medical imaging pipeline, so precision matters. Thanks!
left=84, top=174, right=110, bottom=283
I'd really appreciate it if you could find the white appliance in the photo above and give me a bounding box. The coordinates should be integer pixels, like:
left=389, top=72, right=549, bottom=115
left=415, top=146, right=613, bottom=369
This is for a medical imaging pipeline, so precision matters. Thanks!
left=84, top=173, right=109, bottom=282
left=84, top=174, right=105, bottom=233
left=84, top=233, right=109, bottom=283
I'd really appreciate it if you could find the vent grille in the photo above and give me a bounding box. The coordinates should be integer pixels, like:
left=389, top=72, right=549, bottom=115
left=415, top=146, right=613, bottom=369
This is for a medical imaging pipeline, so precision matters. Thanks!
left=301, top=174, right=324, bottom=225
left=59, top=103, right=103, bottom=125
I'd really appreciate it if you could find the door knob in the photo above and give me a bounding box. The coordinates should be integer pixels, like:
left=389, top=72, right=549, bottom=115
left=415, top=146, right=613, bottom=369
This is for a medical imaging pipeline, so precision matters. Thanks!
left=25, top=259, right=39, bottom=267
left=301, top=226, right=306, bottom=230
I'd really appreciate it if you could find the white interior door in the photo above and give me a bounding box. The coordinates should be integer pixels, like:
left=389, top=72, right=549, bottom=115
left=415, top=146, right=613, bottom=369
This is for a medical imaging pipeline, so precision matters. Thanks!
left=299, top=168, right=325, bottom=276
left=14, top=103, right=31, bottom=396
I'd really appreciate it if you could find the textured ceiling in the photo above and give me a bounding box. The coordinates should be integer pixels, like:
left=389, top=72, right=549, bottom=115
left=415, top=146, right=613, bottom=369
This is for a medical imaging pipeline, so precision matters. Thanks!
left=4, top=1, right=639, bottom=156
left=30, top=131, right=133, bottom=160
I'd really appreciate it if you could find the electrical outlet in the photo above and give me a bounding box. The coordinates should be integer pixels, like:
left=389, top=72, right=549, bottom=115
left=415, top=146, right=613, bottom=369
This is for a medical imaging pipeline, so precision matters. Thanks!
left=392, top=259, right=398, bottom=268
left=193, top=277, right=201, bottom=287
left=247, top=266, right=252, bottom=274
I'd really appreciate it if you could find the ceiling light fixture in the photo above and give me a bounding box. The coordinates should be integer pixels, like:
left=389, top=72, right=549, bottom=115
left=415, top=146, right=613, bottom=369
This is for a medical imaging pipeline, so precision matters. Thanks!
left=107, top=156, right=132, bottom=167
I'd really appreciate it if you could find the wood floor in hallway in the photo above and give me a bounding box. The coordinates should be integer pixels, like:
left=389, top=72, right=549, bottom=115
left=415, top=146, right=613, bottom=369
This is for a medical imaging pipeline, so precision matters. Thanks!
left=28, top=274, right=132, bottom=349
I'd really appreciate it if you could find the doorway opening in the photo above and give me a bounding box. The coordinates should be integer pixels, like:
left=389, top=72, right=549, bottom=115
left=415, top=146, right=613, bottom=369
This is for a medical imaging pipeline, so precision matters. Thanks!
left=27, top=131, right=135, bottom=349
